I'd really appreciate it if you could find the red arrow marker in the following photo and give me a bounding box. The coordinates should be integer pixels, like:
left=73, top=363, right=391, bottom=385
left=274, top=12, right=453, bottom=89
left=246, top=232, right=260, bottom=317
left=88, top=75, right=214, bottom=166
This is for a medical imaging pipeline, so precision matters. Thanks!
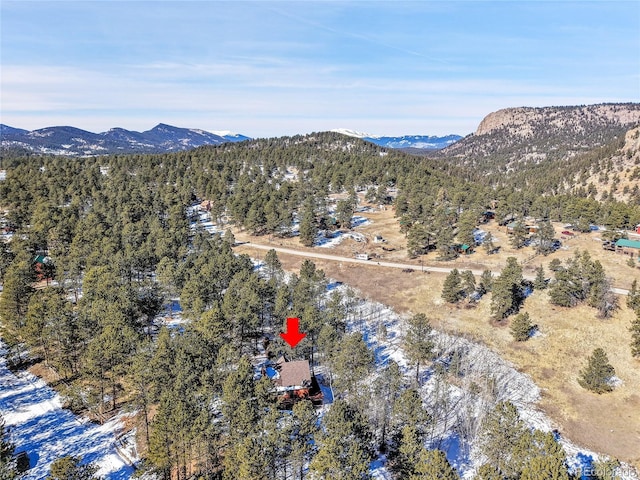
left=280, top=317, right=306, bottom=348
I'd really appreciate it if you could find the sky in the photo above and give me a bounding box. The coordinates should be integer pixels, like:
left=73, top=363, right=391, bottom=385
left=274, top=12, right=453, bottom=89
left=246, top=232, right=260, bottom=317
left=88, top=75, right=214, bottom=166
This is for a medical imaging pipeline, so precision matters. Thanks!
left=1, top=1, right=639, bottom=138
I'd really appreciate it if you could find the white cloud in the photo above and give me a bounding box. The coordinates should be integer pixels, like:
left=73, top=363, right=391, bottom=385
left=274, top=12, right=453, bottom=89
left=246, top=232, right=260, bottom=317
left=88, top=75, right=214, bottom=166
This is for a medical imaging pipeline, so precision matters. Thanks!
left=1, top=63, right=636, bottom=137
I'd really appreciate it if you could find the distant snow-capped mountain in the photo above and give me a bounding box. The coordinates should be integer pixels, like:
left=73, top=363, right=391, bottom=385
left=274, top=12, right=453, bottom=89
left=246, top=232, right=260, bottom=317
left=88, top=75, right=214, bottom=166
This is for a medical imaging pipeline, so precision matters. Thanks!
left=0, top=123, right=251, bottom=156
left=332, top=129, right=462, bottom=150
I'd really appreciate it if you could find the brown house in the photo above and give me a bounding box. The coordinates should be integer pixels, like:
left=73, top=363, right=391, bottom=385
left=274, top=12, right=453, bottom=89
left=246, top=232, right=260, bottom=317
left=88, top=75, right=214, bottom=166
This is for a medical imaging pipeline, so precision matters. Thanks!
left=273, top=357, right=323, bottom=408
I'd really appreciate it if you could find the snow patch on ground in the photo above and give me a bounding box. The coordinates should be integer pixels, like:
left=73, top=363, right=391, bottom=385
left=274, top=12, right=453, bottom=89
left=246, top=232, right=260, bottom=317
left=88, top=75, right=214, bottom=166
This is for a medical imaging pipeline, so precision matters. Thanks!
left=315, top=216, right=371, bottom=248
left=335, top=285, right=638, bottom=479
left=0, top=344, right=135, bottom=479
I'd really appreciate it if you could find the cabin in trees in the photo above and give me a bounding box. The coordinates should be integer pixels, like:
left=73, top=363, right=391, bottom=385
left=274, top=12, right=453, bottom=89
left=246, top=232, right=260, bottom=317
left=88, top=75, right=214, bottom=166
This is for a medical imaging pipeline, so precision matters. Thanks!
left=453, top=243, right=474, bottom=255
left=615, top=238, right=640, bottom=257
left=270, top=357, right=323, bottom=409
left=31, top=254, right=54, bottom=282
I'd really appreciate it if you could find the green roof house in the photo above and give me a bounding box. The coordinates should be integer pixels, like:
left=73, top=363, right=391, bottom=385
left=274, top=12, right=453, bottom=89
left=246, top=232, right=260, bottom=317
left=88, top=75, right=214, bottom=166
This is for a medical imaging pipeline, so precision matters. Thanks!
left=615, top=238, right=640, bottom=257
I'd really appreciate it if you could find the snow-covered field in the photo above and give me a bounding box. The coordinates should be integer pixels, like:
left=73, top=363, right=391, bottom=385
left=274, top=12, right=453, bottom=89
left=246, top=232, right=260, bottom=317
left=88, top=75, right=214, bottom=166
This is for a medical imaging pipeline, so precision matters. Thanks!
left=0, top=344, right=135, bottom=480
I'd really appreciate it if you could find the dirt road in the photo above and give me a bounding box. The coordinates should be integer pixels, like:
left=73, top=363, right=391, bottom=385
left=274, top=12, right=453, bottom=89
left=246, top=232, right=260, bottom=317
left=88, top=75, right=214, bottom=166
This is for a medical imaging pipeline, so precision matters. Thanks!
left=238, top=242, right=630, bottom=295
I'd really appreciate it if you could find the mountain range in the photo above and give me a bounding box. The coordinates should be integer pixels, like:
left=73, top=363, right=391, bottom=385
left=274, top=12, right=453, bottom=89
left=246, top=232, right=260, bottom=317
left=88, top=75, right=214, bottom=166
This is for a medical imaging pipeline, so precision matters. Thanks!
left=0, top=123, right=462, bottom=157
left=0, top=123, right=252, bottom=156
left=331, top=128, right=462, bottom=150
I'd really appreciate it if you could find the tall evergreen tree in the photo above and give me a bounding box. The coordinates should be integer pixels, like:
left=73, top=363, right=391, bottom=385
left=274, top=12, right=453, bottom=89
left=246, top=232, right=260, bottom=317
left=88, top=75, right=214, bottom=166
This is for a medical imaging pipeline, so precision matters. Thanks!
left=631, top=310, right=640, bottom=358
left=0, top=414, right=17, bottom=480
left=263, top=249, right=283, bottom=281
left=509, top=222, right=529, bottom=249
left=533, top=265, right=547, bottom=290
left=441, top=269, right=462, bottom=304
left=479, top=401, right=527, bottom=479
left=578, top=348, right=616, bottom=394
left=405, top=313, right=434, bottom=384
left=309, top=400, right=373, bottom=480
left=410, top=449, right=460, bottom=480
left=461, top=270, right=476, bottom=299
left=491, top=258, right=524, bottom=319
left=478, top=269, right=494, bottom=295
left=482, top=232, right=495, bottom=254
left=336, top=198, right=355, bottom=229
left=299, top=198, right=318, bottom=247
left=520, top=430, right=569, bottom=480
left=627, top=279, right=640, bottom=312
left=290, top=400, right=319, bottom=479
left=533, top=219, right=556, bottom=255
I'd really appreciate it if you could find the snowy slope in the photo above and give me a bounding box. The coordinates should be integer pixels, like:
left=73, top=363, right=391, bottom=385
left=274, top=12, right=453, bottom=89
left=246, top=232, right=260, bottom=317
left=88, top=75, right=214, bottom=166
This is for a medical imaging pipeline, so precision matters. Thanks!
left=0, top=344, right=135, bottom=480
left=335, top=286, right=638, bottom=479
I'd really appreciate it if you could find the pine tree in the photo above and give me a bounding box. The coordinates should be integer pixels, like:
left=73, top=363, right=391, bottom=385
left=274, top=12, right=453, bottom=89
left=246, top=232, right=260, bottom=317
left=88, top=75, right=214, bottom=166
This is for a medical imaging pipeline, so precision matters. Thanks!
left=47, top=456, right=99, bottom=480
left=461, top=270, right=476, bottom=299
left=482, top=232, right=495, bottom=254
left=371, top=361, right=403, bottom=452
left=0, top=258, right=35, bottom=361
left=336, top=198, right=355, bottom=229
left=520, top=430, right=569, bottom=480
left=330, top=332, right=374, bottom=400
left=548, top=258, right=562, bottom=272
left=405, top=313, right=434, bottom=384
left=407, top=223, right=430, bottom=258
left=395, top=425, right=422, bottom=478
left=549, top=267, right=581, bottom=307
left=631, top=310, right=640, bottom=357
left=290, top=400, right=319, bottom=479
left=534, top=265, right=547, bottom=290
left=263, top=248, right=282, bottom=280
left=441, top=269, right=462, bottom=303
left=578, top=348, right=616, bottom=394
left=534, top=219, right=556, bottom=255
left=509, top=222, right=528, bottom=249
left=457, top=209, right=478, bottom=248
left=491, top=258, right=524, bottom=319
left=0, top=414, right=17, bottom=480
left=626, top=279, right=640, bottom=312
left=510, top=312, right=533, bottom=341
left=387, top=388, right=431, bottom=464
left=411, top=449, right=459, bottom=480
left=224, top=435, right=269, bottom=480
left=309, top=400, right=372, bottom=480
left=474, top=464, right=502, bottom=480
left=478, top=269, right=494, bottom=295
left=222, top=356, right=258, bottom=439
left=299, top=199, right=317, bottom=247
left=479, top=401, right=527, bottom=479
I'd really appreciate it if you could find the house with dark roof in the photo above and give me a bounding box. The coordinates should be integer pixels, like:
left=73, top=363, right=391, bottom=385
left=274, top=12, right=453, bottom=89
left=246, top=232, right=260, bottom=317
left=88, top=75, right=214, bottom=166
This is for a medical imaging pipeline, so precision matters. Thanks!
left=271, top=357, right=323, bottom=408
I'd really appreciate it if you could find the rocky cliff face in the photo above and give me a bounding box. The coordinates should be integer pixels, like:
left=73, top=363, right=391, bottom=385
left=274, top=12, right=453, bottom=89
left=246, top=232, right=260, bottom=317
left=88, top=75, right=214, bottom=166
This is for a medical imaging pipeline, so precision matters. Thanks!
left=475, top=104, right=640, bottom=137
left=440, top=103, right=640, bottom=161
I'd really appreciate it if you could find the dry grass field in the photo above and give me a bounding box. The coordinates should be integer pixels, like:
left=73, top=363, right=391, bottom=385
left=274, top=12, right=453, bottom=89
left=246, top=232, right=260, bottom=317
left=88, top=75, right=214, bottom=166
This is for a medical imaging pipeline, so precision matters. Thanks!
left=235, top=202, right=640, bottom=469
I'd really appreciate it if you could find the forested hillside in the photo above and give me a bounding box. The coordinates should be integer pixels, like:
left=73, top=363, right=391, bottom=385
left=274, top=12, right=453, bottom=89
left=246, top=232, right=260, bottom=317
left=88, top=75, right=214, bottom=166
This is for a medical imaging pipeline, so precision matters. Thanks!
left=439, top=103, right=640, bottom=203
left=1, top=122, right=639, bottom=478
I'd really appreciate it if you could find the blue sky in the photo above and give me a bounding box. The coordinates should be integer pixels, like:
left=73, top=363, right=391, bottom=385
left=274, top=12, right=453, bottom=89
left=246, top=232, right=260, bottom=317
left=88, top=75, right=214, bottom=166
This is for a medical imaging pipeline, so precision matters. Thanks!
left=1, top=1, right=639, bottom=137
